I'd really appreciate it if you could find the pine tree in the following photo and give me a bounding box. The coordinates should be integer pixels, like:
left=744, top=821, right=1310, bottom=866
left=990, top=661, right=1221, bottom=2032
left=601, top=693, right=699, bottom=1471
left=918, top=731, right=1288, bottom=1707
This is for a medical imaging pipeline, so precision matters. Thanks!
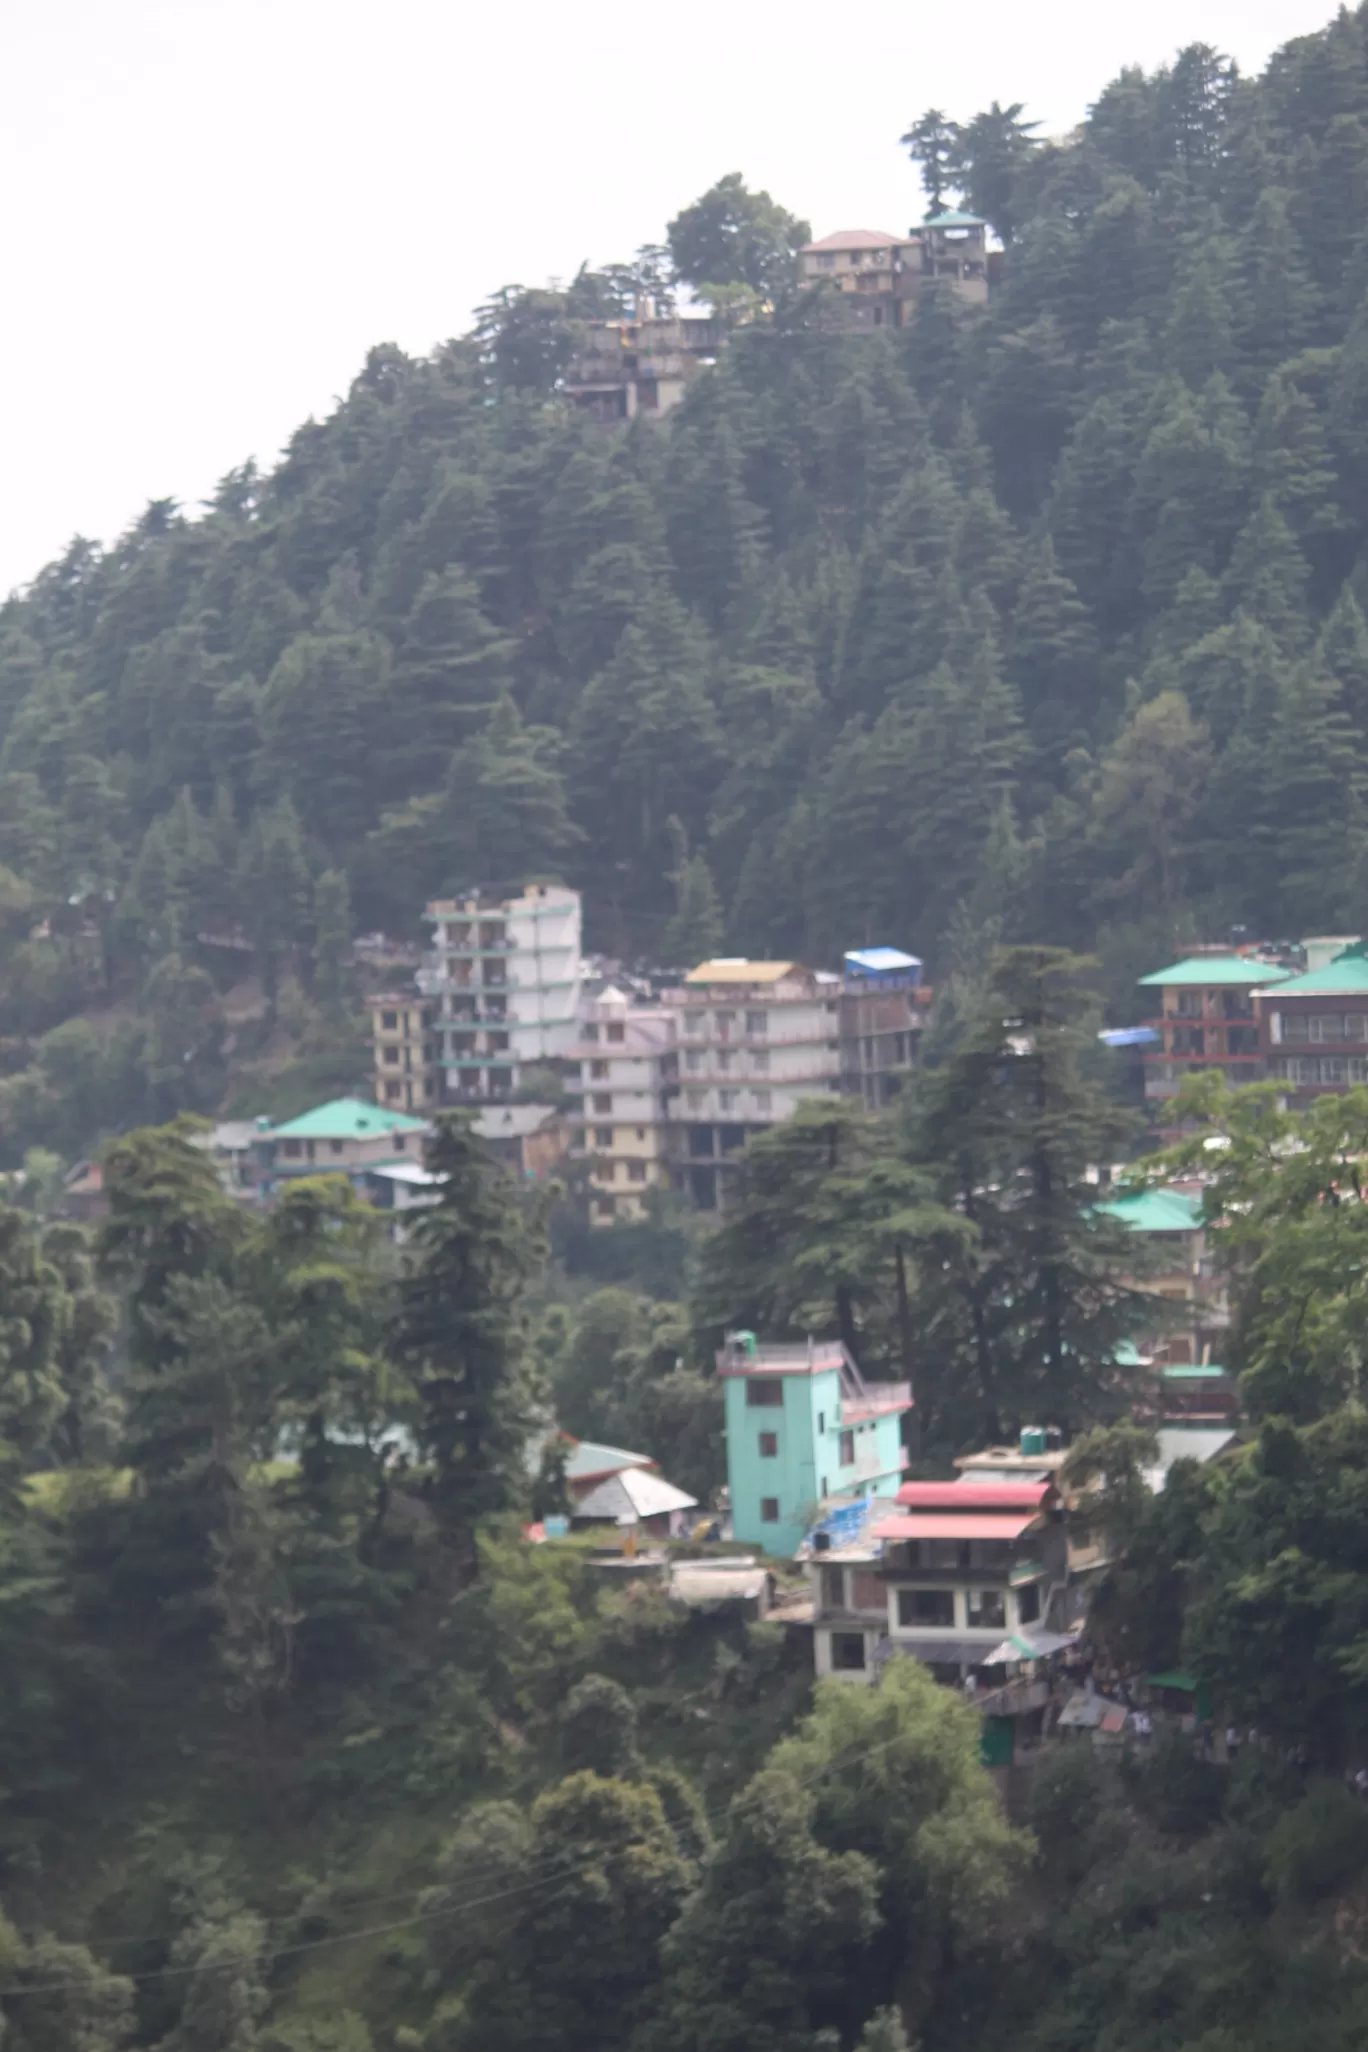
left=395, top=1114, right=543, bottom=1565
left=310, top=867, right=352, bottom=1011
left=1008, top=535, right=1101, bottom=756
left=911, top=948, right=1142, bottom=1440
left=1223, top=494, right=1312, bottom=650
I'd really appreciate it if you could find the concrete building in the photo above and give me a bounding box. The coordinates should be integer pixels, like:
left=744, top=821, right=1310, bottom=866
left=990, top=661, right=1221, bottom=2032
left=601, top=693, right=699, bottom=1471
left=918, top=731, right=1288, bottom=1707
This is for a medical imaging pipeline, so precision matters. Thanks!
left=472, top=1103, right=568, bottom=1182
left=368, top=990, right=441, bottom=1112
left=1137, top=950, right=1292, bottom=1109
left=797, top=215, right=996, bottom=329
left=565, top=986, right=678, bottom=1223
left=717, top=1334, right=912, bottom=1557
left=809, top=1477, right=1066, bottom=1683
left=667, top=960, right=843, bottom=1210
left=562, top=311, right=721, bottom=423
left=256, top=1098, right=429, bottom=1191
left=839, top=948, right=929, bottom=1108
left=1100, top=1183, right=1229, bottom=1372
left=1258, top=941, right=1368, bottom=1104
left=423, top=884, right=583, bottom=1102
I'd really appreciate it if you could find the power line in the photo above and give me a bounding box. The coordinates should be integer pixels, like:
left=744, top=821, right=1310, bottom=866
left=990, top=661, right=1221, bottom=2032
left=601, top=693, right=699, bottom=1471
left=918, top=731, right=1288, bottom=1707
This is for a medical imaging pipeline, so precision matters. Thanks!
left=7, top=1704, right=930, bottom=1998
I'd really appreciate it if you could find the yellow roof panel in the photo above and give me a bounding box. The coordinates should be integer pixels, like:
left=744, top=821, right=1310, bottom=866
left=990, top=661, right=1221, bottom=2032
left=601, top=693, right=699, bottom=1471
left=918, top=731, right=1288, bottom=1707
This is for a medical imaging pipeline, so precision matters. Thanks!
left=685, top=959, right=800, bottom=985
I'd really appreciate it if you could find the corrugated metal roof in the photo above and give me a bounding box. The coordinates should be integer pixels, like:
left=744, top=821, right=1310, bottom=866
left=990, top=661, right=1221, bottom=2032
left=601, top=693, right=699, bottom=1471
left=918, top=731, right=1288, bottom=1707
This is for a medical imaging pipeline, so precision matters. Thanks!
left=874, top=1511, right=1042, bottom=1542
left=923, top=210, right=987, bottom=227
left=684, top=959, right=801, bottom=985
left=1259, top=955, right=1368, bottom=996
left=1101, top=1187, right=1204, bottom=1233
left=268, top=1097, right=429, bottom=1140
left=574, top=1468, right=697, bottom=1522
left=844, top=946, right=922, bottom=972
left=564, top=1440, right=656, bottom=1483
left=803, top=228, right=903, bottom=251
left=896, top=1480, right=1052, bottom=1509
left=1137, top=956, right=1290, bottom=987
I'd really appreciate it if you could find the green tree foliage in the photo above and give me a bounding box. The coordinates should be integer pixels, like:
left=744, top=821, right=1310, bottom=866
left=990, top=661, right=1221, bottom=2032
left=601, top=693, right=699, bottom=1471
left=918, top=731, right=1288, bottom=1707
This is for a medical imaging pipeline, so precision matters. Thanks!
left=666, top=174, right=810, bottom=299
left=394, top=1114, right=543, bottom=1562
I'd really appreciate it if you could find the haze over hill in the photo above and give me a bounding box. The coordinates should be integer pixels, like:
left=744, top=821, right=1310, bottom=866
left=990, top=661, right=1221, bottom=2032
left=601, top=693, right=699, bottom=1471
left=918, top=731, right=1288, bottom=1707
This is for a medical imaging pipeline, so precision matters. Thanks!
left=2, top=0, right=1343, bottom=594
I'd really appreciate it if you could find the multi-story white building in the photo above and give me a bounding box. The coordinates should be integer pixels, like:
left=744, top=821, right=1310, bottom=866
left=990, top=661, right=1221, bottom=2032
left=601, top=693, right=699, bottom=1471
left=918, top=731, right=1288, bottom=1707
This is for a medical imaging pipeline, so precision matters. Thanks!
left=664, top=960, right=843, bottom=1210
left=566, top=988, right=678, bottom=1223
left=422, top=884, right=583, bottom=1101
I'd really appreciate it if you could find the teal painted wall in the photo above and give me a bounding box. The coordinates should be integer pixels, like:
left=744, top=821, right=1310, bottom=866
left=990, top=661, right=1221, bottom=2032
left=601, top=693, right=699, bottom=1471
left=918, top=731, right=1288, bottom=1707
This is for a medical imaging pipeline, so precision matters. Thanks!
left=725, top=1369, right=909, bottom=1556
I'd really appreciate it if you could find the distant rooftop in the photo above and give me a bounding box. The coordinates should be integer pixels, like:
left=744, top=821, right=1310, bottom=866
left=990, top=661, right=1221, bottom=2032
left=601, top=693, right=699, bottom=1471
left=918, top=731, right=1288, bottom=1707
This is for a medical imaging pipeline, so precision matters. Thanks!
left=1101, top=1186, right=1204, bottom=1234
left=923, top=210, right=987, bottom=228
left=1138, top=955, right=1291, bottom=988
left=267, top=1097, right=429, bottom=1141
left=1258, top=951, right=1368, bottom=998
left=685, top=959, right=802, bottom=985
left=844, top=946, right=922, bottom=973
left=803, top=228, right=903, bottom=251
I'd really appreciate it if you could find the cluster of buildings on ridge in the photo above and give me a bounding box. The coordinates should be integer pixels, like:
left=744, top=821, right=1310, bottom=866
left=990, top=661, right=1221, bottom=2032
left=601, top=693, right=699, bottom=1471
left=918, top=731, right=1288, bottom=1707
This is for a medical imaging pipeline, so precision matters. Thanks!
left=563, top=214, right=994, bottom=424
left=1134, top=935, right=1368, bottom=1117
left=364, top=883, right=930, bottom=1218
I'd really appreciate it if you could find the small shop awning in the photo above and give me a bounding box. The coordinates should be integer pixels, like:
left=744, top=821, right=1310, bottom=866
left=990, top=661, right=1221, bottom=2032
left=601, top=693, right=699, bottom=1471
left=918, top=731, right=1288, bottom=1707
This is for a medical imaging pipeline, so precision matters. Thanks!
left=873, top=1511, right=1042, bottom=1542
left=1146, top=1669, right=1201, bottom=1693
left=981, top=1628, right=1078, bottom=1664
left=896, top=1480, right=1053, bottom=1510
left=887, top=1635, right=1008, bottom=1666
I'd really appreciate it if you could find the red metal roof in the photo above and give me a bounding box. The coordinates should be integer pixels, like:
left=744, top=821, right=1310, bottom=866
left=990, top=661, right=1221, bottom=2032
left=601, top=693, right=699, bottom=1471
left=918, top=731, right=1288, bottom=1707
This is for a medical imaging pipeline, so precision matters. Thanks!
left=873, top=1512, right=1043, bottom=1542
left=895, top=1480, right=1052, bottom=1510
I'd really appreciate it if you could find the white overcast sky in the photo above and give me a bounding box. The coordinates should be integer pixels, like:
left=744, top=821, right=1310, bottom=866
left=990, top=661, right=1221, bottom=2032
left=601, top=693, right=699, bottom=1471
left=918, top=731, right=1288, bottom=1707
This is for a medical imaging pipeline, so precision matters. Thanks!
left=0, top=0, right=1344, bottom=598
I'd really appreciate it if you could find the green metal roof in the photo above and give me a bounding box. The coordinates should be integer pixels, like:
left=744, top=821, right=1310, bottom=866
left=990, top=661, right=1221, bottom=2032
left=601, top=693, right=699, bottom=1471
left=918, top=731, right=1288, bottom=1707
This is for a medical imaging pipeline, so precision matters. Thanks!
left=267, top=1097, right=428, bottom=1141
left=1102, top=1187, right=1204, bottom=1234
left=563, top=1440, right=654, bottom=1483
left=1260, top=954, right=1368, bottom=997
left=1138, top=956, right=1290, bottom=988
left=1147, top=1669, right=1201, bottom=1693
left=1162, top=1364, right=1227, bottom=1380
left=924, top=210, right=987, bottom=227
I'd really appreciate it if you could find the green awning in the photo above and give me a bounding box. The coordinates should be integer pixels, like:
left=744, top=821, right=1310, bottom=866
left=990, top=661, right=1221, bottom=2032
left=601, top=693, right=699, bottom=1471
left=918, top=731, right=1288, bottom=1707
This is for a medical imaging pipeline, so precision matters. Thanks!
left=1147, top=1669, right=1200, bottom=1692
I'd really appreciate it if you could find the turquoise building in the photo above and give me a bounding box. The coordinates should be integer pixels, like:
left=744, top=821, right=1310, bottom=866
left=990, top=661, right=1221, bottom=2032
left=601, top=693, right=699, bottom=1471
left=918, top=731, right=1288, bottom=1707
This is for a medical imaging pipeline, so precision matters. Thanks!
left=717, top=1335, right=913, bottom=1556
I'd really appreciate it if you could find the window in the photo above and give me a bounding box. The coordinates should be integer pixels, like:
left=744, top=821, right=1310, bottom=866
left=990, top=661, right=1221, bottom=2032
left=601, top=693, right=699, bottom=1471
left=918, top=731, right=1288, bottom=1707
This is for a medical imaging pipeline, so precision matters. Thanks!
left=628, top=1161, right=647, bottom=1183
left=816, top=1412, right=825, bottom=1435
left=758, top=1431, right=778, bottom=1457
left=594, top=1197, right=616, bottom=1220
left=283, top=1140, right=303, bottom=1159
left=583, top=1024, right=599, bottom=1042
left=839, top=1430, right=855, bottom=1466
left=385, top=1082, right=402, bottom=1101
left=754, top=1091, right=772, bottom=1112
left=1016, top=1582, right=1041, bottom=1625
left=715, top=1011, right=735, bottom=1033
left=831, top=1632, right=867, bottom=1672
left=683, top=1010, right=704, bottom=1033
left=569, top=1129, right=585, bottom=1149
left=330, top=1139, right=345, bottom=1156
left=381, top=1010, right=398, bottom=1031
left=745, top=1011, right=768, bottom=1037
left=967, top=1588, right=1006, bottom=1629
left=1176, top=989, right=1205, bottom=1017
left=393, top=1135, right=407, bottom=1151
left=593, top=1094, right=612, bottom=1114
left=715, top=1049, right=731, bottom=1073
left=686, top=1090, right=704, bottom=1110
left=817, top=252, right=836, bottom=269
left=685, top=1050, right=702, bottom=1072
left=383, top=1046, right=400, bottom=1065
left=636, top=1127, right=646, bottom=1140
left=849, top=1569, right=883, bottom=1613
left=746, top=1380, right=783, bottom=1408
left=607, top=1021, right=625, bottom=1043
left=719, top=1090, right=736, bottom=1112
left=897, top=1588, right=955, bottom=1628
left=590, top=1059, right=609, bottom=1079
left=760, top=1497, right=780, bottom=1523
left=819, top=1564, right=844, bottom=1609
left=751, top=1049, right=769, bottom=1073
left=595, top=1127, right=613, bottom=1148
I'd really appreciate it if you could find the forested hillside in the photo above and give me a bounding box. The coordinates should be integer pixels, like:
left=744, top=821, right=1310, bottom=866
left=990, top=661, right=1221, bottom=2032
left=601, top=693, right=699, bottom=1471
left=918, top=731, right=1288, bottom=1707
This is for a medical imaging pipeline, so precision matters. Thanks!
left=9, top=9, right=1368, bottom=1161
